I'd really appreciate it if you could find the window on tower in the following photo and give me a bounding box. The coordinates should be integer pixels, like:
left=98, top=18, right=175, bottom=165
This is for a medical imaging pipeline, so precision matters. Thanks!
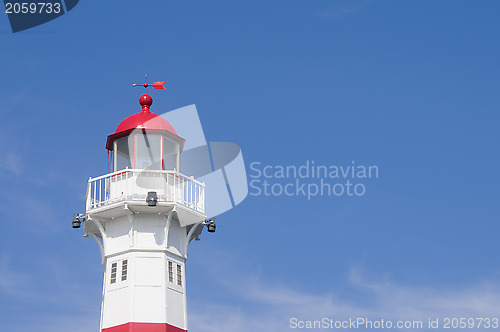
left=110, top=262, right=117, bottom=284
left=177, top=264, right=182, bottom=287
left=168, top=261, right=173, bottom=283
left=121, top=260, right=128, bottom=281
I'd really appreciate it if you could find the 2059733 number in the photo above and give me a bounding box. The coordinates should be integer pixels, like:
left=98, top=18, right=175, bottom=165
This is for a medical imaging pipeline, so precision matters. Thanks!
left=443, top=317, right=499, bottom=329
left=5, top=2, right=61, bottom=14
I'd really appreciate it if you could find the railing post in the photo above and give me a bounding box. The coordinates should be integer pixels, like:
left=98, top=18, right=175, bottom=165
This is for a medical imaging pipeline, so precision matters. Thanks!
left=174, top=172, right=177, bottom=204
left=93, top=179, right=96, bottom=209
left=86, top=177, right=91, bottom=211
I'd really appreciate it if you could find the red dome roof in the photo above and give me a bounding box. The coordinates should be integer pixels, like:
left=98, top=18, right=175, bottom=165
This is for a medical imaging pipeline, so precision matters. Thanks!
left=115, top=93, right=177, bottom=134
left=114, top=110, right=178, bottom=135
left=106, top=93, right=182, bottom=150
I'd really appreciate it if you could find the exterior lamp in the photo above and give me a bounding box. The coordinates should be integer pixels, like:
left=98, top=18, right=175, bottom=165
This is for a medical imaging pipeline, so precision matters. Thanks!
left=206, top=218, right=216, bottom=233
left=146, top=191, right=158, bottom=207
left=72, top=213, right=85, bottom=228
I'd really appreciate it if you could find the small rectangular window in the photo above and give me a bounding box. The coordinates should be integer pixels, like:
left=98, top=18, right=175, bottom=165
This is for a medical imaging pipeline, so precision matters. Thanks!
left=110, top=262, right=117, bottom=284
left=121, top=260, right=128, bottom=281
left=168, top=261, right=173, bottom=283
left=177, top=264, right=182, bottom=287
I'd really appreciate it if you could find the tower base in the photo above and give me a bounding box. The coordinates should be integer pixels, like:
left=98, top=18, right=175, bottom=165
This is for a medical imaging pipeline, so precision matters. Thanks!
left=103, top=322, right=187, bottom=332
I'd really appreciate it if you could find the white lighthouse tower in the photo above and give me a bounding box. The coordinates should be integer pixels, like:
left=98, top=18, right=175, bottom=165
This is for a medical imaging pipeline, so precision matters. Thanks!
left=74, top=76, right=211, bottom=332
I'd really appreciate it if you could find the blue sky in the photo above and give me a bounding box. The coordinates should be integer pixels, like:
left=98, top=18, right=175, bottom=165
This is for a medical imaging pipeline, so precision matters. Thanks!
left=1, top=1, right=500, bottom=331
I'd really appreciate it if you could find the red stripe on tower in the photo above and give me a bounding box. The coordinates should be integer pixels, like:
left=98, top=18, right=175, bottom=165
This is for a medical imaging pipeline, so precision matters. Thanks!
left=102, top=322, right=187, bottom=332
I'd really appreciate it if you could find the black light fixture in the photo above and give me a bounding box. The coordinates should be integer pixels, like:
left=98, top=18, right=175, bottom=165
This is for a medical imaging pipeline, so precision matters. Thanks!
left=206, top=217, right=216, bottom=233
left=72, top=213, right=84, bottom=228
left=146, top=191, right=158, bottom=207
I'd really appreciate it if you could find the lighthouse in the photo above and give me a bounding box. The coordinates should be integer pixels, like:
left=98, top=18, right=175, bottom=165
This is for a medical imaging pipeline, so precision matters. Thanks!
left=73, top=76, right=212, bottom=332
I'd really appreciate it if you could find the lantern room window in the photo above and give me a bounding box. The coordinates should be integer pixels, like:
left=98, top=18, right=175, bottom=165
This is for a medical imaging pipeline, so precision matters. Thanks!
left=136, top=134, right=162, bottom=170
left=113, top=134, right=180, bottom=172
left=116, top=137, right=131, bottom=170
left=163, top=136, right=179, bottom=171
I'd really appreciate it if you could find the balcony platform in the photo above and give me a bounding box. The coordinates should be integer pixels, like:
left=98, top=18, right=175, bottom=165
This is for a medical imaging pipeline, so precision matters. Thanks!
left=85, top=169, right=206, bottom=230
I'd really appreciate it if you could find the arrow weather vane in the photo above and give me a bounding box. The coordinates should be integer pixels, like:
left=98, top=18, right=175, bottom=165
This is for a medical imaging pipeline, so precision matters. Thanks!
left=133, top=74, right=165, bottom=93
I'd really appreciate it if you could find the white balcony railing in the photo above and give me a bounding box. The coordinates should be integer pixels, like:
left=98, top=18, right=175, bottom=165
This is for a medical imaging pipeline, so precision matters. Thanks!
left=86, top=169, right=205, bottom=214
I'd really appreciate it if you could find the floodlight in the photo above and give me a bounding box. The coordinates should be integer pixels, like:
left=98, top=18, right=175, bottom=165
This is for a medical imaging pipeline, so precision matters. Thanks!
left=146, top=191, right=158, bottom=207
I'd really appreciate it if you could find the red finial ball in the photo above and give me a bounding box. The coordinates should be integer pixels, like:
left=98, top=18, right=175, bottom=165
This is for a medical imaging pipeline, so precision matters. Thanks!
left=139, top=93, right=153, bottom=108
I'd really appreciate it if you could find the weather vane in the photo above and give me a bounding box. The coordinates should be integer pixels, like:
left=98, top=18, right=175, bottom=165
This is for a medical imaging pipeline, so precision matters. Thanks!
left=132, top=74, right=165, bottom=93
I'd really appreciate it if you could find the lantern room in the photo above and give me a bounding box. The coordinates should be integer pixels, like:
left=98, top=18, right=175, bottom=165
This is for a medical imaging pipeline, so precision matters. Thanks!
left=105, top=92, right=185, bottom=172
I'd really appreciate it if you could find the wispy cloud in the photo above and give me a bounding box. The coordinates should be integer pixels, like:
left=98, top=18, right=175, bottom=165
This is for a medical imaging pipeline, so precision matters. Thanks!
left=0, top=312, right=99, bottom=332
left=0, top=193, right=60, bottom=234
left=319, top=0, right=371, bottom=20
left=0, top=89, right=67, bottom=113
left=0, top=253, right=100, bottom=332
left=0, top=254, right=36, bottom=302
left=2, top=248, right=499, bottom=332
left=1, top=150, right=23, bottom=175
left=0, top=134, right=24, bottom=176
left=189, top=252, right=500, bottom=332
left=0, top=254, right=93, bottom=304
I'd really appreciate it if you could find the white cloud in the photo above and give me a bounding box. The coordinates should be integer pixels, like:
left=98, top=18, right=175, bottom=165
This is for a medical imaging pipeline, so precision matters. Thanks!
left=12, top=314, right=100, bottom=332
left=320, top=0, right=371, bottom=20
left=3, top=248, right=499, bottom=332
left=1, top=150, right=23, bottom=175
left=0, top=254, right=35, bottom=301
left=0, top=254, right=101, bottom=332
left=188, top=253, right=500, bottom=332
